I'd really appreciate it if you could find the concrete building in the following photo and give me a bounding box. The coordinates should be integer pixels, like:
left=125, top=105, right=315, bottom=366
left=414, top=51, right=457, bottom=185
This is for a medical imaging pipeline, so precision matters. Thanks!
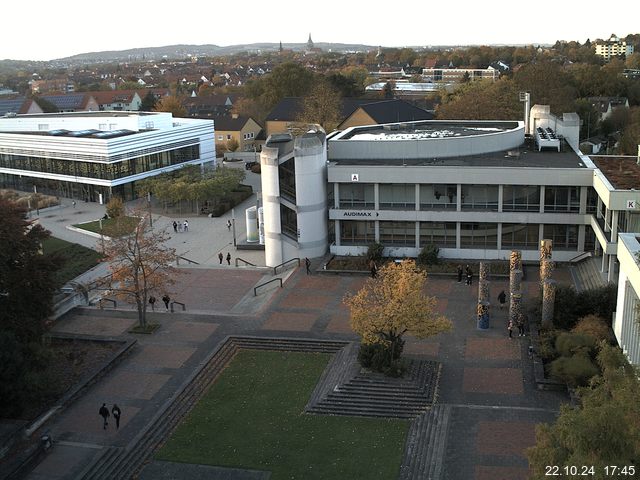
left=0, top=111, right=215, bottom=202
left=595, top=34, right=634, bottom=61
left=614, top=233, right=640, bottom=366
left=421, top=67, right=498, bottom=82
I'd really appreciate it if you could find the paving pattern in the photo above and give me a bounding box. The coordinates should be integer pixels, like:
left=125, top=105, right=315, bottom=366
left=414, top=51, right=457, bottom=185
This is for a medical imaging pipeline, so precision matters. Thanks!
left=22, top=263, right=572, bottom=480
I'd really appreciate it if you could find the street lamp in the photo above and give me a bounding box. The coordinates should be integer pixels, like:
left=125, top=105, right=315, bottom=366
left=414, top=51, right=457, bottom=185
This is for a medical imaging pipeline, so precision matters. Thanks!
left=231, top=208, right=236, bottom=247
left=147, top=191, right=153, bottom=227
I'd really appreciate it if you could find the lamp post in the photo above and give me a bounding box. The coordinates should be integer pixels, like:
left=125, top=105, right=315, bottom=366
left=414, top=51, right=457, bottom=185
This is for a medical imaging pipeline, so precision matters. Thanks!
left=147, top=191, right=153, bottom=227
left=231, top=208, right=236, bottom=247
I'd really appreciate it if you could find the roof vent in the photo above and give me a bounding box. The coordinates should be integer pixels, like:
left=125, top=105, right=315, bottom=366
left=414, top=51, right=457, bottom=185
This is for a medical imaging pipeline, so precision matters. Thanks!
left=506, top=150, right=520, bottom=158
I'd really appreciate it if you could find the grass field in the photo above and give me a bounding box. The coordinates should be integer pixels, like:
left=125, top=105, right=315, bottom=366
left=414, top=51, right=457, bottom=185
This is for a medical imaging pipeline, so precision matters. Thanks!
left=41, top=237, right=102, bottom=285
left=73, top=216, right=138, bottom=236
left=157, top=350, right=409, bottom=479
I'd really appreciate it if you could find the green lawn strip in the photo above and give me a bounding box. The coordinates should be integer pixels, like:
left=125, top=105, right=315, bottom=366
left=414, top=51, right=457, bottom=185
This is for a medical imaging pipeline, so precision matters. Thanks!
left=72, top=216, right=138, bottom=235
left=41, top=237, right=102, bottom=285
left=157, top=350, right=409, bottom=479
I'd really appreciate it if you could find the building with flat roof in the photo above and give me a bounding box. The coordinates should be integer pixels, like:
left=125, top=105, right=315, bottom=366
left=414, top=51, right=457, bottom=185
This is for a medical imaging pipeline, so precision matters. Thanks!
left=595, top=34, right=634, bottom=61
left=0, top=111, right=215, bottom=202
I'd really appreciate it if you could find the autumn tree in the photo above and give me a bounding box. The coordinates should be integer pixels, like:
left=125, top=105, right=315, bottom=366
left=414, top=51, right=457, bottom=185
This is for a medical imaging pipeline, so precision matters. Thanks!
left=139, top=90, right=158, bottom=112
left=106, top=196, right=125, bottom=219
left=297, top=80, right=342, bottom=132
left=344, top=260, right=452, bottom=373
left=153, top=95, right=187, bottom=117
left=527, top=343, right=640, bottom=475
left=437, top=78, right=521, bottom=120
left=100, top=211, right=177, bottom=329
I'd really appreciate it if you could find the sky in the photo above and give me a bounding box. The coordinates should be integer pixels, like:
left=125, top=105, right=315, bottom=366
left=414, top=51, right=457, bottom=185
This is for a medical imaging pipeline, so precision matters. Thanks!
left=4, top=0, right=639, bottom=61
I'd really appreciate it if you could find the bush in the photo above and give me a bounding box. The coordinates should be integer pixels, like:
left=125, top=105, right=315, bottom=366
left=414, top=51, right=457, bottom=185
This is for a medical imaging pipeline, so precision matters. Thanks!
left=549, top=354, right=599, bottom=387
left=366, top=243, right=384, bottom=263
left=417, top=244, right=439, bottom=266
left=537, top=329, right=559, bottom=361
left=357, top=338, right=405, bottom=376
left=106, top=196, right=125, bottom=219
left=555, top=332, right=597, bottom=358
left=572, top=314, right=611, bottom=342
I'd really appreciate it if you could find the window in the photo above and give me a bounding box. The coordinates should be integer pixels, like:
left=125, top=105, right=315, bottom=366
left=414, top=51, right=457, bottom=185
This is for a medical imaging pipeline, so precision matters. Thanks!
left=543, top=224, right=578, bottom=250
left=379, top=184, right=415, bottom=210
left=502, top=223, right=539, bottom=249
left=279, top=158, right=296, bottom=202
left=217, top=135, right=223, bottom=141
left=503, top=185, right=540, bottom=212
left=226, top=134, right=232, bottom=140
left=460, top=223, right=498, bottom=249
left=339, top=184, right=374, bottom=209
left=419, top=222, right=456, bottom=247
left=280, top=205, right=298, bottom=240
left=340, top=220, right=375, bottom=245
left=461, top=185, right=499, bottom=211
left=420, top=184, right=457, bottom=210
left=544, top=186, right=580, bottom=212
left=379, top=221, right=415, bottom=246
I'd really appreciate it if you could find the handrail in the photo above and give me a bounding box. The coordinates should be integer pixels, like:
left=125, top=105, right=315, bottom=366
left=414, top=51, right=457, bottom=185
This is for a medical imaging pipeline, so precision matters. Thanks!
left=273, top=257, right=300, bottom=275
left=176, top=255, right=199, bottom=265
left=98, top=298, right=117, bottom=309
left=171, top=301, right=186, bottom=312
left=235, top=257, right=256, bottom=267
left=254, top=278, right=283, bottom=296
left=568, top=251, right=593, bottom=263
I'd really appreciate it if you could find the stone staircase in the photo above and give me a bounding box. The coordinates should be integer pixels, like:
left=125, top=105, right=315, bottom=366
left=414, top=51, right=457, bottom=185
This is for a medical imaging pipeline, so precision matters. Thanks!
left=399, top=404, right=452, bottom=480
left=76, top=336, right=347, bottom=480
left=306, top=358, right=441, bottom=419
left=570, top=257, right=608, bottom=292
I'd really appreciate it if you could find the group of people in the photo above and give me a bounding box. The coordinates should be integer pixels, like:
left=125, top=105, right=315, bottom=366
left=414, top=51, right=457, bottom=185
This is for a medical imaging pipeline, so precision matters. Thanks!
left=218, top=252, right=232, bottom=265
left=456, top=265, right=474, bottom=285
left=98, top=403, right=122, bottom=430
left=172, top=220, right=189, bottom=233
left=507, top=318, right=526, bottom=337
left=148, top=294, right=171, bottom=311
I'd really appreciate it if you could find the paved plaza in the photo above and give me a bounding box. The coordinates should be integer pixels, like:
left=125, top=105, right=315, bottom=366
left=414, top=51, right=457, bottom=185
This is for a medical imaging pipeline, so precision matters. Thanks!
left=16, top=192, right=570, bottom=480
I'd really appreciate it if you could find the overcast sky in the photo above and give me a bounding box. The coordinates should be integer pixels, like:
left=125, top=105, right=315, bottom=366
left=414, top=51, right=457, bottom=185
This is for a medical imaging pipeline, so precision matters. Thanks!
left=4, top=0, right=639, bottom=61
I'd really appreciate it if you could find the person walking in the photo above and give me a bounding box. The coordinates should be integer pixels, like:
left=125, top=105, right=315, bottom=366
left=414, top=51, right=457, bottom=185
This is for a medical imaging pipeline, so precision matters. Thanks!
left=517, top=316, right=525, bottom=336
left=369, top=260, right=377, bottom=279
left=226, top=252, right=231, bottom=265
left=466, top=267, right=473, bottom=286
left=218, top=252, right=224, bottom=264
left=162, top=294, right=170, bottom=310
left=508, top=320, right=514, bottom=338
left=177, top=221, right=183, bottom=232
left=99, top=403, right=110, bottom=430
left=72, top=200, right=76, bottom=209
left=183, top=220, right=189, bottom=232
left=227, top=220, right=232, bottom=231
left=148, top=295, right=156, bottom=311
left=457, top=265, right=463, bottom=283
left=111, top=404, right=122, bottom=430
left=172, top=221, right=178, bottom=233
left=305, top=257, right=311, bottom=275
left=498, top=290, right=506, bottom=309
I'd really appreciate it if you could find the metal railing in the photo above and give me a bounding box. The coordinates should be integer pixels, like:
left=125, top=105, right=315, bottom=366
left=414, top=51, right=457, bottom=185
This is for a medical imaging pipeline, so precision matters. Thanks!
left=176, top=255, right=199, bottom=265
left=98, top=298, right=117, bottom=309
left=171, top=301, right=186, bottom=312
left=235, top=257, right=256, bottom=267
left=254, top=278, right=283, bottom=296
left=273, top=258, right=300, bottom=275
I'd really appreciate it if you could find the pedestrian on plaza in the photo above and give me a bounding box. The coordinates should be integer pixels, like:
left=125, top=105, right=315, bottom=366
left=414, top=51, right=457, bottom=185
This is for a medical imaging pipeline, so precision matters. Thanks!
left=183, top=220, right=189, bottom=232
left=72, top=200, right=76, bottom=209
left=218, top=252, right=224, bottom=264
left=172, top=221, right=178, bottom=233
left=99, top=403, right=110, bottom=430
left=227, top=220, right=232, bottom=231
left=508, top=320, right=514, bottom=338
left=498, top=290, right=506, bottom=309
left=305, top=257, right=311, bottom=275
left=148, top=295, right=156, bottom=311
left=465, top=265, right=471, bottom=285
left=162, top=294, right=170, bottom=310
left=226, top=252, right=231, bottom=265
left=369, top=260, right=377, bottom=279
left=466, top=266, right=473, bottom=286
left=456, top=265, right=463, bottom=283
left=111, top=404, right=122, bottom=430
left=517, top=315, right=526, bottom=336
left=177, top=221, right=183, bottom=232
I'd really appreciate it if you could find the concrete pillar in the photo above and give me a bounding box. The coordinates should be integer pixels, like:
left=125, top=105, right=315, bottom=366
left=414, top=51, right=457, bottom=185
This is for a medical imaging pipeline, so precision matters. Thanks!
left=540, top=239, right=553, bottom=261
left=498, top=185, right=503, bottom=213
left=260, top=146, right=283, bottom=267
left=477, top=300, right=490, bottom=330
left=456, top=184, right=462, bottom=212
left=509, top=291, right=522, bottom=327
left=539, top=186, right=545, bottom=213
left=478, top=262, right=490, bottom=304
left=540, top=258, right=555, bottom=287
left=579, top=186, right=587, bottom=215
left=541, top=279, right=557, bottom=330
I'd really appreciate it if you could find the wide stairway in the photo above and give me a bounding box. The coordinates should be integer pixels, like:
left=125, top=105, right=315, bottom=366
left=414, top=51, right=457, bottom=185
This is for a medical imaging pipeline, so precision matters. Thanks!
left=570, top=256, right=609, bottom=292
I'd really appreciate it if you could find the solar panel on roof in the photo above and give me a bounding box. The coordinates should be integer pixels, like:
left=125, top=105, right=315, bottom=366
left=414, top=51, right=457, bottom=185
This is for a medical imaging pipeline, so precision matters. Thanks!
left=68, top=129, right=100, bottom=137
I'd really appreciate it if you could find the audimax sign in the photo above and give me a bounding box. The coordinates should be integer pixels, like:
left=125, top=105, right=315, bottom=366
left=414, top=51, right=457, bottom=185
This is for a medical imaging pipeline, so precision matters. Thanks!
left=343, top=211, right=379, bottom=217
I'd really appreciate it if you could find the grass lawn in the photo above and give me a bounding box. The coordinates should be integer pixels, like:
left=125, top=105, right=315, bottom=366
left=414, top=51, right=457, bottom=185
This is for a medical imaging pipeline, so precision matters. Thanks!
left=73, top=216, right=138, bottom=236
left=157, top=350, right=409, bottom=479
left=41, top=237, right=103, bottom=285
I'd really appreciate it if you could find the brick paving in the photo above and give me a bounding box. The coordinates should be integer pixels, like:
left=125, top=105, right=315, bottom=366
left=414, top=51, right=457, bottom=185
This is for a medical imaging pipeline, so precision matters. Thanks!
left=22, top=258, right=576, bottom=480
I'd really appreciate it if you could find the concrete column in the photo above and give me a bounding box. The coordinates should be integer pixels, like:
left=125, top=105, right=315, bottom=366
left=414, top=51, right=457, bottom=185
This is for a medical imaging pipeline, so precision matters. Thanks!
left=579, top=186, right=587, bottom=215
left=415, top=221, right=420, bottom=249
left=478, top=262, right=490, bottom=304
left=456, top=222, right=461, bottom=249
left=261, top=146, right=283, bottom=267
left=602, top=253, right=608, bottom=274
left=456, top=184, right=462, bottom=212
left=540, top=258, right=555, bottom=287
left=540, top=238, right=553, bottom=261
left=374, top=183, right=379, bottom=210
left=333, top=183, right=339, bottom=209
left=498, top=185, right=503, bottom=213
left=497, top=223, right=503, bottom=251
left=477, top=300, right=490, bottom=330
left=335, top=220, right=341, bottom=246
left=578, top=225, right=586, bottom=252
left=611, top=210, right=619, bottom=243
left=608, top=255, right=616, bottom=283
left=541, top=279, right=557, bottom=330
left=415, top=184, right=420, bottom=212
left=375, top=220, right=380, bottom=243
left=539, top=186, right=545, bottom=213
left=597, top=197, right=603, bottom=219
left=509, top=291, right=522, bottom=327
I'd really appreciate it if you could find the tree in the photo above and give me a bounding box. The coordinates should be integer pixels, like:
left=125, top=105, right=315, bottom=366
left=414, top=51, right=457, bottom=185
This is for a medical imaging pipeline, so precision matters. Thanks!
left=0, top=198, right=60, bottom=343
left=153, top=95, right=187, bottom=117
left=528, top=343, right=640, bottom=474
left=100, top=212, right=177, bottom=329
left=139, top=90, right=158, bottom=112
left=382, top=81, right=395, bottom=99
left=297, top=80, right=342, bottom=132
left=436, top=78, right=521, bottom=120
left=344, top=260, right=452, bottom=368
left=105, top=196, right=125, bottom=219
left=226, top=137, right=240, bottom=152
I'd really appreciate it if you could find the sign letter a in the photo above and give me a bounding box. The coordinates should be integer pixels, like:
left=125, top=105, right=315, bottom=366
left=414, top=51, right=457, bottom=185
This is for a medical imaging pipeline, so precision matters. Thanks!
left=351, top=174, right=359, bottom=182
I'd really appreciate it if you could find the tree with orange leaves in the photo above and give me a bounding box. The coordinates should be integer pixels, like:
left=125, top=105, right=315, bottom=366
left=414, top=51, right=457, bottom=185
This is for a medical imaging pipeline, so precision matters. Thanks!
left=344, top=260, right=452, bottom=370
left=101, top=211, right=177, bottom=329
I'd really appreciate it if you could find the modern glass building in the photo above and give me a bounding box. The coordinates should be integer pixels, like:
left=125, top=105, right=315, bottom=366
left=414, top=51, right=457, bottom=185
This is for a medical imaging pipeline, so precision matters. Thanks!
left=0, top=111, right=215, bottom=202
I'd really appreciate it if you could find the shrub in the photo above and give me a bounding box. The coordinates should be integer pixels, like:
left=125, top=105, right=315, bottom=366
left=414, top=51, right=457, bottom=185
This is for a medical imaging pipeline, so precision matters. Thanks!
left=537, top=329, right=559, bottom=361
left=357, top=338, right=405, bottom=376
left=417, top=244, right=440, bottom=266
left=549, top=354, right=599, bottom=387
left=572, top=314, right=611, bottom=342
left=555, top=332, right=597, bottom=358
left=250, top=163, right=261, bottom=174
left=366, top=243, right=384, bottom=262
left=106, top=196, right=125, bottom=219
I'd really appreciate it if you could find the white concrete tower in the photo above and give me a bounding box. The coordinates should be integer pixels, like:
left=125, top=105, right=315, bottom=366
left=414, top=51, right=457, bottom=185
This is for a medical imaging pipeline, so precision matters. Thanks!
left=260, top=144, right=283, bottom=267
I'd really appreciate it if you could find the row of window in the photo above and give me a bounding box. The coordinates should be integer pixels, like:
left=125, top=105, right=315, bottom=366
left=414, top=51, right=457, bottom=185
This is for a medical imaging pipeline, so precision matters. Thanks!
left=0, top=145, right=200, bottom=181
left=339, top=220, right=582, bottom=250
left=337, top=184, right=591, bottom=213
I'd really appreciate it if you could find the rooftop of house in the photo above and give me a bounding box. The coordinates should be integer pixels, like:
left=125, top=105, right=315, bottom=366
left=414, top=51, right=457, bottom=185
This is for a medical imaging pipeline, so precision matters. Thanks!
left=591, top=156, right=640, bottom=190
